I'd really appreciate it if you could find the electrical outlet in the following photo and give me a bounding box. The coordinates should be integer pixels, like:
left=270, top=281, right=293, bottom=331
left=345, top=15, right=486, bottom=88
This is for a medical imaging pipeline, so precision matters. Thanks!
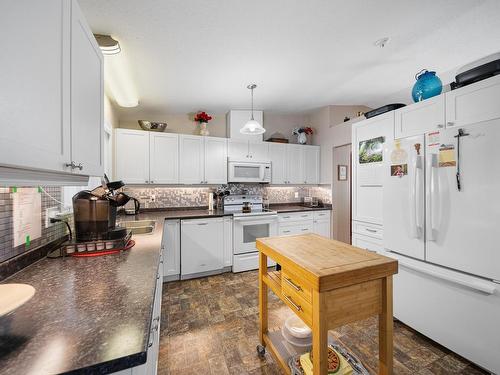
left=294, top=192, right=299, bottom=198
left=150, top=195, right=156, bottom=203
left=45, top=207, right=60, bottom=228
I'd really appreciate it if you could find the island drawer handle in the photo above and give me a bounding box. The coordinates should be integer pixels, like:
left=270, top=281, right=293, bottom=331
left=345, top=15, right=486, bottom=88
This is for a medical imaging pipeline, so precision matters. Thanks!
left=284, top=295, right=302, bottom=311
left=284, top=277, right=302, bottom=291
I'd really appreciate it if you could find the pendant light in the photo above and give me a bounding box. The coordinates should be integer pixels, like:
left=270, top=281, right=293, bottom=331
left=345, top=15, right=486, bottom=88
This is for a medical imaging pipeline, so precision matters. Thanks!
left=240, top=84, right=266, bottom=135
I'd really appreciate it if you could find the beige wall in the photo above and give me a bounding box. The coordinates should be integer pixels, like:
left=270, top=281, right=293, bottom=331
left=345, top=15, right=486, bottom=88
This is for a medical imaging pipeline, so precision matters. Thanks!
left=104, top=95, right=120, bottom=128
left=264, top=113, right=308, bottom=143
left=118, top=112, right=308, bottom=140
left=119, top=113, right=227, bottom=137
left=307, top=105, right=371, bottom=185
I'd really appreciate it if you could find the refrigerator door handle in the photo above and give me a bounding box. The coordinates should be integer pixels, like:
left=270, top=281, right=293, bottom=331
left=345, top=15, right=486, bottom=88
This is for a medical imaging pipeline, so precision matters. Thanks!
left=410, top=155, right=419, bottom=238
left=399, top=260, right=497, bottom=295
left=428, top=154, right=440, bottom=241
left=415, top=155, right=424, bottom=236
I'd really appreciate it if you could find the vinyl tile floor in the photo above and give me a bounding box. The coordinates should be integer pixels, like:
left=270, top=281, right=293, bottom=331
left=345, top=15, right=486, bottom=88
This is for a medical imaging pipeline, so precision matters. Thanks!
left=158, top=271, right=488, bottom=375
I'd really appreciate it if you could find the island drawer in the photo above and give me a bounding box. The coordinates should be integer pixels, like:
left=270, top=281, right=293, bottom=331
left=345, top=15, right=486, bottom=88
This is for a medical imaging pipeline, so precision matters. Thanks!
left=281, top=270, right=312, bottom=303
left=282, top=288, right=312, bottom=327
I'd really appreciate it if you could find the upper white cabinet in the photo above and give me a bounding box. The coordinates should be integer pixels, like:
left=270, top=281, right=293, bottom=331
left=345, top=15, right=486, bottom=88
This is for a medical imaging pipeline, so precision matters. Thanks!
left=269, top=143, right=287, bottom=184
left=286, top=144, right=303, bottom=184
left=179, top=135, right=227, bottom=184
left=249, top=141, right=269, bottom=160
left=204, top=137, right=228, bottom=184
left=302, top=145, right=320, bottom=184
left=115, top=129, right=151, bottom=184
left=226, top=110, right=264, bottom=141
left=446, top=74, right=500, bottom=127
left=0, top=0, right=103, bottom=177
left=269, top=143, right=320, bottom=185
left=394, top=95, right=445, bottom=139
left=115, top=129, right=179, bottom=184
left=352, top=112, right=394, bottom=225
left=227, top=139, right=269, bottom=160
left=150, top=133, right=179, bottom=184
left=70, top=2, right=104, bottom=176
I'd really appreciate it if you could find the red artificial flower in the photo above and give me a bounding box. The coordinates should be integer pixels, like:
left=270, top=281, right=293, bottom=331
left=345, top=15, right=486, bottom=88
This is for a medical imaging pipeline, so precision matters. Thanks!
left=194, top=111, right=213, bottom=124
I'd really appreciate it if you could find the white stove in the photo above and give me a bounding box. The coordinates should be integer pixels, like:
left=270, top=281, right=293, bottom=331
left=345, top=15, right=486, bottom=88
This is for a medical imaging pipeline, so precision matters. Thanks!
left=224, top=194, right=278, bottom=272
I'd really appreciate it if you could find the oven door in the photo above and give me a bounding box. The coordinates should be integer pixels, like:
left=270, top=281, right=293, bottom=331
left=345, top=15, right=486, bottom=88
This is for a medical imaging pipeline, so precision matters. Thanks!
left=228, top=162, right=264, bottom=183
left=233, top=215, right=278, bottom=254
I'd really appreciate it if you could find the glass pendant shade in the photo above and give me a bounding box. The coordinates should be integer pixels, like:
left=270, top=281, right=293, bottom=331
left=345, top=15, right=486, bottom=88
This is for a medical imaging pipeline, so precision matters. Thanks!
left=240, top=119, right=265, bottom=134
left=240, top=83, right=265, bottom=134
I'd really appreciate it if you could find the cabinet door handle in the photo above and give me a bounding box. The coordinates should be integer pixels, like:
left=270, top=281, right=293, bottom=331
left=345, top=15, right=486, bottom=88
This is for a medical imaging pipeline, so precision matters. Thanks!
left=437, top=124, right=444, bottom=128
left=65, top=161, right=77, bottom=169
left=197, top=223, right=208, bottom=225
left=365, top=228, right=377, bottom=233
left=284, top=277, right=302, bottom=291
left=301, top=228, right=309, bottom=231
left=284, top=295, right=302, bottom=311
left=150, top=180, right=154, bottom=184
left=447, top=121, right=455, bottom=126
left=301, top=214, right=308, bottom=217
left=282, top=230, right=291, bottom=233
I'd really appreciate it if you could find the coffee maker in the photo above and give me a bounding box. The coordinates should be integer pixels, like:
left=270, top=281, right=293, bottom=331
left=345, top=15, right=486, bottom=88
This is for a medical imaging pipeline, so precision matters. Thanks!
left=72, top=178, right=132, bottom=241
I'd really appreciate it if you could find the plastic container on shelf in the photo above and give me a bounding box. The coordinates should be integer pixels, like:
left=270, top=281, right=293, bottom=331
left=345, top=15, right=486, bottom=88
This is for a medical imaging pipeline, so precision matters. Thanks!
left=282, top=315, right=312, bottom=349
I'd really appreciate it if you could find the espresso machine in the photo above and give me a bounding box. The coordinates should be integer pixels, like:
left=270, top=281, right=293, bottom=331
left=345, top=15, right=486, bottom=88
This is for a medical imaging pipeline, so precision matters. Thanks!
left=72, top=178, right=133, bottom=241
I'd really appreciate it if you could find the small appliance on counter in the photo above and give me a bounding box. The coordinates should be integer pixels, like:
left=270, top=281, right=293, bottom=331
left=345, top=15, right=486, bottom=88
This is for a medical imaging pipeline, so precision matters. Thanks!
left=49, top=177, right=136, bottom=258
left=303, top=196, right=320, bottom=208
left=124, top=197, right=140, bottom=215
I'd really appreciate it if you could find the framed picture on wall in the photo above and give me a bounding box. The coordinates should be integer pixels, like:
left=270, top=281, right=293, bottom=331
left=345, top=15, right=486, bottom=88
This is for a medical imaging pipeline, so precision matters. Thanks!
left=338, top=165, right=348, bottom=181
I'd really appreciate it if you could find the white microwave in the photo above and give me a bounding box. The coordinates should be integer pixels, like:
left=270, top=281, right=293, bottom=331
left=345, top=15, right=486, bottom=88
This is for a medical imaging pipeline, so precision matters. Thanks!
left=227, top=159, right=271, bottom=183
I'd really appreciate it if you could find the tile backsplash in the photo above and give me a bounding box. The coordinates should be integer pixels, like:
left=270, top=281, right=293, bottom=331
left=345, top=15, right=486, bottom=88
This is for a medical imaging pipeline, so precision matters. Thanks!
left=123, top=184, right=332, bottom=209
left=0, top=187, right=67, bottom=263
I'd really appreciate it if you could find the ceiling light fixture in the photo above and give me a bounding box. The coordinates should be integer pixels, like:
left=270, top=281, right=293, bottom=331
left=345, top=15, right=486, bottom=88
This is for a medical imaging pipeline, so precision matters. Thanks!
left=94, top=34, right=121, bottom=55
left=240, top=84, right=265, bottom=135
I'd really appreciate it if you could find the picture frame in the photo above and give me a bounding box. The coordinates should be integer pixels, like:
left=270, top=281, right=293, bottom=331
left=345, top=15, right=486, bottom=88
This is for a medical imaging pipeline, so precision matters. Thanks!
left=338, top=165, right=348, bottom=181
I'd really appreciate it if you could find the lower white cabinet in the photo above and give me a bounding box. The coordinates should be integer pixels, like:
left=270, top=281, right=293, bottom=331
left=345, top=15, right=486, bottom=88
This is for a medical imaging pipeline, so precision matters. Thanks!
left=223, top=217, right=233, bottom=268
left=278, top=210, right=331, bottom=237
left=162, top=220, right=180, bottom=281
left=351, top=220, right=384, bottom=253
left=313, top=210, right=331, bottom=238
left=181, top=218, right=224, bottom=278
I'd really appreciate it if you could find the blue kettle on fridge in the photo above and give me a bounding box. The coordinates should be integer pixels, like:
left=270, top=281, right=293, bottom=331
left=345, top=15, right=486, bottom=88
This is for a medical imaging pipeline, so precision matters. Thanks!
left=412, top=69, right=442, bottom=102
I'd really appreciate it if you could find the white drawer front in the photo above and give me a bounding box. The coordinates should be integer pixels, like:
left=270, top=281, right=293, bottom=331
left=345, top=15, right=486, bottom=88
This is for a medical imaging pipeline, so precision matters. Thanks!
left=278, top=211, right=313, bottom=223
left=313, top=210, right=331, bottom=220
left=352, top=233, right=383, bottom=253
left=279, top=223, right=314, bottom=236
left=352, top=221, right=383, bottom=239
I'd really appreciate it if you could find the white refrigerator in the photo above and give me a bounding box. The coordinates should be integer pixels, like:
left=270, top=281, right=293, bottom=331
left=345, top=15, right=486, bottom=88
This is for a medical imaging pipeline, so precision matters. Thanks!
left=382, top=120, right=500, bottom=373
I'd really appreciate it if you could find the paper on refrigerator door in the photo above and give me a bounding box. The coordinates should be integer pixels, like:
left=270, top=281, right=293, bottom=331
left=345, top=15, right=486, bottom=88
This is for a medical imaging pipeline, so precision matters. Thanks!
left=13, top=188, right=42, bottom=247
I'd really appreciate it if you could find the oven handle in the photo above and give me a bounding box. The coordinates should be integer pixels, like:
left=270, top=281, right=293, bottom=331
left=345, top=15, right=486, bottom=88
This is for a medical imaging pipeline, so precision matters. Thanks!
left=233, top=215, right=278, bottom=222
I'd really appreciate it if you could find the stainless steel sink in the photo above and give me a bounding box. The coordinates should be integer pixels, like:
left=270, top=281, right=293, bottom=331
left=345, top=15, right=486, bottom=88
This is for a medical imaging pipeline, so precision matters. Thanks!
left=120, top=220, right=156, bottom=235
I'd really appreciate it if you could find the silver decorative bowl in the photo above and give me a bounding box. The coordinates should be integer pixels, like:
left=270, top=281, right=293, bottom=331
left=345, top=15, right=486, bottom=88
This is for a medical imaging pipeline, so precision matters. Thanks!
left=138, top=120, right=167, bottom=132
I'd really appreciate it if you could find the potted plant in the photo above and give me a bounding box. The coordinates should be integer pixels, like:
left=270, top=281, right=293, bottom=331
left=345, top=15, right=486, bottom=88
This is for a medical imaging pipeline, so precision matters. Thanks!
left=292, top=127, right=313, bottom=144
left=194, top=111, right=213, bottom=136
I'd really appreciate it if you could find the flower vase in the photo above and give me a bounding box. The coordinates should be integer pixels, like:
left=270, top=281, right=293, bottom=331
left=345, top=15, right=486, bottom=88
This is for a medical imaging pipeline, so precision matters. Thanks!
left=199, top=122, right=209, bottom=136
left=297, top=132, right=307, bottom=144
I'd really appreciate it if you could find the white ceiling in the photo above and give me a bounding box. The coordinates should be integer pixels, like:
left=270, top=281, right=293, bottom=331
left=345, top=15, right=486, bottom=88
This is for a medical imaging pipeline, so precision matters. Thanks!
left=79, top=0, right=500, bottom=117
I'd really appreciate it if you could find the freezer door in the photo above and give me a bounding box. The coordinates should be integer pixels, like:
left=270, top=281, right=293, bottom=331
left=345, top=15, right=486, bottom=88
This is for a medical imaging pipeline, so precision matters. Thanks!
left=383, top=135, right=425, bottom=259
left=425, top=121, right=500, bottom=280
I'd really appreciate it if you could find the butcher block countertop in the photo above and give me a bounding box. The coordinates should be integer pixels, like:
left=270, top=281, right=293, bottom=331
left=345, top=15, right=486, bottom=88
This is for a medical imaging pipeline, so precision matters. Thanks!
left=257, top=233, right=398, bottom=292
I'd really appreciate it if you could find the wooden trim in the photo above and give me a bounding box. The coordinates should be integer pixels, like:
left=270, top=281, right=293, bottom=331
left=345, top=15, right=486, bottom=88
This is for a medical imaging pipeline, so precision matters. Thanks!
left=258, top=252, right=268, bottom=346
left=312, top=289, right=328, bottom=375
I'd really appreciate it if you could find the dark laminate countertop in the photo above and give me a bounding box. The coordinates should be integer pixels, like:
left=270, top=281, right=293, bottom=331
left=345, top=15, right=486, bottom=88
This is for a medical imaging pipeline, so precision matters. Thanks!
left=0, top=212, right=165, bottom=375
left=270, top=203, right=332, bottom=214
left=142, top=204, right=332, bottom=220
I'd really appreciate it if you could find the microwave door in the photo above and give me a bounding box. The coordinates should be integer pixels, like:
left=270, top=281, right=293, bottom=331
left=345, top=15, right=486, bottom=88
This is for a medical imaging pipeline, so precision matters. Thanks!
left=232, top=164, right=261, bottom=182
